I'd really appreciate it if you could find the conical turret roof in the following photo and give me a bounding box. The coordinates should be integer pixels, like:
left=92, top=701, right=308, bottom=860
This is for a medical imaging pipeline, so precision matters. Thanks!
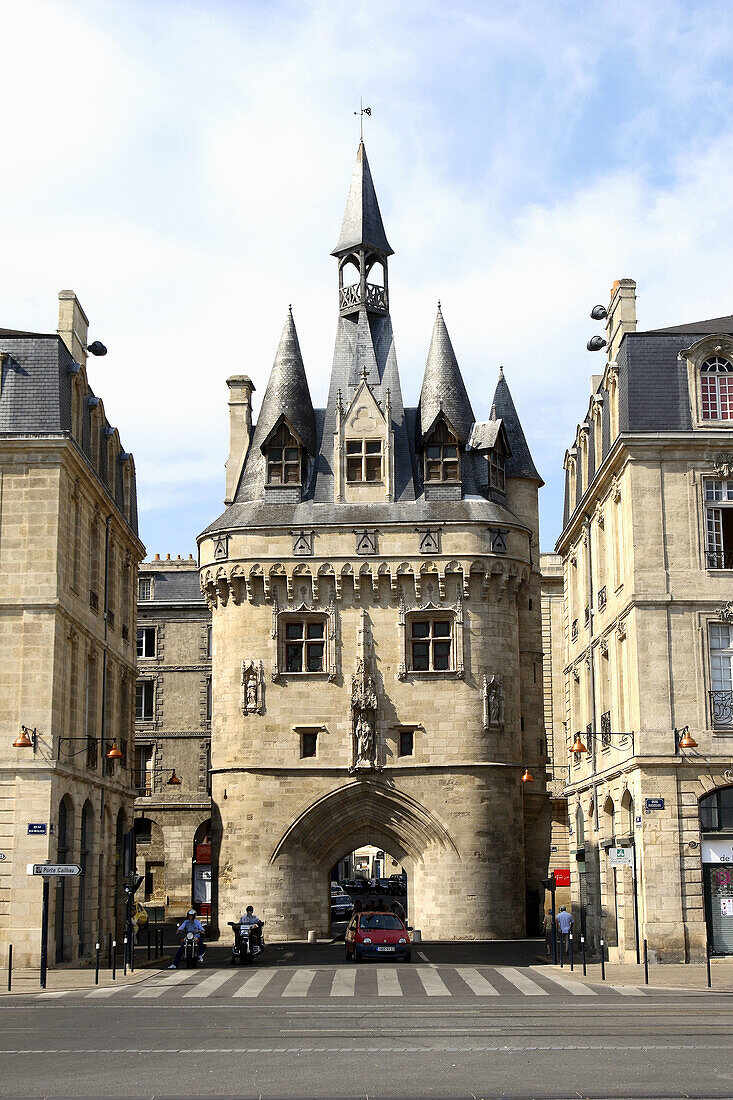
left=417, top=305, right=475, bottom=443
left=490, top=368, right=543, bottom=483
left=332, top=141, right=393, bottom=257
left=255, top=309, right=316, bottom=454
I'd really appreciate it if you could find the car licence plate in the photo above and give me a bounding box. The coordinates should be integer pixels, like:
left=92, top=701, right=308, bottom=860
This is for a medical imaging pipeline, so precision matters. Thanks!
left=376, top=946, right=395, bottom=952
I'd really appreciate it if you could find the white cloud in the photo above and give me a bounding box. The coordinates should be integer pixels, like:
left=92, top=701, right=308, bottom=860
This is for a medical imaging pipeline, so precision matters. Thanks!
left=2, top=0, right=733, bottom=553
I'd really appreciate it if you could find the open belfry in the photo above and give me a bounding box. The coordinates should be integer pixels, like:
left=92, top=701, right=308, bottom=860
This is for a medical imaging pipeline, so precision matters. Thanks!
left=198, top=142, right=548, bottom=940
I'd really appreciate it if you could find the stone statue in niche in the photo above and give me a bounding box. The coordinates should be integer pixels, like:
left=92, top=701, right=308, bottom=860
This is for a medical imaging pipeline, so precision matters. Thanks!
left=241, top=660, right=265, bottom=715
left=354, top=713, right=375, bottom=767
left=483, top=674, right=504, bottom=730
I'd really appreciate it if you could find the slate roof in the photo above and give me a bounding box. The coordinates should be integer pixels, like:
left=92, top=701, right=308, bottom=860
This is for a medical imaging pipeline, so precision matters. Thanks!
left=490, top=369, right=543, bottom=484
left=332, top=142, right=393, bottom=257
left=469, top=419, right=504, bottom=451
left=0, top=331, right=140, bottom=535
left=417, top=306, right=475, bottom=443
left=139, top=566, right=204, bottom=604
left=236, top=310, right=316, bottom=499
left=640, top=315, right=733, bottom=336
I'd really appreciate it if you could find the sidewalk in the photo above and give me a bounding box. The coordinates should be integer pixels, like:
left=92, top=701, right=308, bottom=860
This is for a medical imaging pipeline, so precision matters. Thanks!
left=538, top=956, right=733, bottom=993
left=1, top=955, right=171, bottom=996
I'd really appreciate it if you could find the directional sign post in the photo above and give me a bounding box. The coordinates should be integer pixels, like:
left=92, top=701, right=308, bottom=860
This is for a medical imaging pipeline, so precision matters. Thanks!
left=27, top=863, right=83, bottom=987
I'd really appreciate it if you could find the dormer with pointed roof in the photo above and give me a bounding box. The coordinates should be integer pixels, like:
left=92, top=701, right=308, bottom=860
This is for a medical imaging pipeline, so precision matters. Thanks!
left=417, top=305, right=475, bottom=444
left=489, top=367, right=543, bottom=484
left=332, top=142, right=392, bottom=319
left=235, top=309, right=316, bottom=503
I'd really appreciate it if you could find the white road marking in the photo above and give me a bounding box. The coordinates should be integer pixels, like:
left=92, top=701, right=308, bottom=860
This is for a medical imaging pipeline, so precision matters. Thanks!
left=86, top=985, right=124, bottom=998
left=455, top=967, right=499, bottom=996
left=329, top=969, right=356, bottom=997
left=494, top=967, right=548, bottom=995
left=376, top=967, right=402, bottom=997
left=134, top=970, right=192, bottom=998
left=538, top=969, right=597, bottom=996
left=611, top=984, right=646, bottom=996
left=183, top=970, right=235, bottom=998
left=232, top=969, right=277, bottom=998
left=282, top=969, right=316, bottom=997
left=415, top=967, right=450, bottom=996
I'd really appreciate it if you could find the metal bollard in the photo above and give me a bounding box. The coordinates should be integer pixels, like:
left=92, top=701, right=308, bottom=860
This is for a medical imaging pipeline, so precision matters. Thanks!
left=123, top=936, right=128, bottom=976
left=147, top=922, right=151, bottom=961
left=569, top=933, right=574, bottom=971
left=7, top=944, right=12, bottom=992
left=560, top=933, right=564, bottom=968
left=95, top=942, right=100, bottom=985
left=600, top=938, right=605, bottom=981
left=644, top=939, right=649, bottom=986
left=581, top=934, right=586, bottom=977
left=112, top=940, right=117, bottom=981
left=130, top=934, right=135, bottom=975
left=706, top=940, right=712, bottom=989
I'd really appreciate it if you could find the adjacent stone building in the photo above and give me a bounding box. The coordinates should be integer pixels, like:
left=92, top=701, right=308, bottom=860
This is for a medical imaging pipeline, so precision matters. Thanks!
left=557, top=278, right=733, bottom=961
left=0, top=292, right=144, bottom=966
left=133, top=555, right=212, bottom=920
left=199, top=142, right=548, bottom=942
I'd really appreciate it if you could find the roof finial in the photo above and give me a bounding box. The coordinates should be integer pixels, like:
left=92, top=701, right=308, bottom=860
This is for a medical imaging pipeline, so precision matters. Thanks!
left=437, top=299, right=442, bottom=312
left=490, top=401, right=497, bottom=420
left=354, top=97, right=371, bottom=141
left=360, top=360, right=368, bottom=383
left=499, top=364, right=504, bottom=377
left=288, top=303, right=293, bottom=316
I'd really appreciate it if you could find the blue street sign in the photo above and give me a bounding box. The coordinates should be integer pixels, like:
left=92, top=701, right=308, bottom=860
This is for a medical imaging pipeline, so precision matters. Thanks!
left=27, top=823, right=47, bottom=835
left=645, top=798, right=665, bottom=811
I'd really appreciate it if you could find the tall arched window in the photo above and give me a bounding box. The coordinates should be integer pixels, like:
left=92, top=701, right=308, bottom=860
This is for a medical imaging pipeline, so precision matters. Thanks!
left=575, top=804, right=585, bottom=848
left=701, top=356, right=733, bottom=420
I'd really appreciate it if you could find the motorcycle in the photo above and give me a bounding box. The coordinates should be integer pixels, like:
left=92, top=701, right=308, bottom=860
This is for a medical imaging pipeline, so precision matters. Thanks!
left=182, top=930, right=201, bottom=969
left=229, top=920, right=265, bottom=965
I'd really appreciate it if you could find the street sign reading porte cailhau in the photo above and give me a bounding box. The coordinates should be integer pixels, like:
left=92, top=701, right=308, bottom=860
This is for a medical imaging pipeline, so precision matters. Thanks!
left=28, top=864, right=82, bottom=876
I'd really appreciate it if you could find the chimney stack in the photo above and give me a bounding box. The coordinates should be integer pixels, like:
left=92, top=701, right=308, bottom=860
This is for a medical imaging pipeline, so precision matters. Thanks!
left=225, top=375, right=255, bottom=505
left=606, top=278, right=637, bottom=361
left=57, top=290, right=89, bottom=366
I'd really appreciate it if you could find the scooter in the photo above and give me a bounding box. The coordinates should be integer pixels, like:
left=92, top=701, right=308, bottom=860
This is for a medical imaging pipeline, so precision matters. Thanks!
left=182, top=930, right=201, bottom=969
left=229, top=920, right=265, bottom=965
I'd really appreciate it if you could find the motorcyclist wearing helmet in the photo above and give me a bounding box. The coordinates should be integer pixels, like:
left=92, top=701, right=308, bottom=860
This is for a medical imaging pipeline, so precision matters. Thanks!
left=239, top=905, right=264, bottom=950
left=169, top=909, right=205, bottom=968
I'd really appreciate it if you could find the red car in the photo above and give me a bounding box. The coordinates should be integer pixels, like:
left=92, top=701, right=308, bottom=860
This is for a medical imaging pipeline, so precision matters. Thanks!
left=345, top=911, right=411, bottom=962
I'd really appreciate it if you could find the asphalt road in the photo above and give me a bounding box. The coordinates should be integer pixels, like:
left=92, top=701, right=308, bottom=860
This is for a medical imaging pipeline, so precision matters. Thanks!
left=0, top=941, right=731, bottom=1099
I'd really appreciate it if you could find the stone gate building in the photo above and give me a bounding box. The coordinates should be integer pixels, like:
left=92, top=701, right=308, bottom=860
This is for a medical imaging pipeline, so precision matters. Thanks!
left=198, top=142, right=548, bottom=941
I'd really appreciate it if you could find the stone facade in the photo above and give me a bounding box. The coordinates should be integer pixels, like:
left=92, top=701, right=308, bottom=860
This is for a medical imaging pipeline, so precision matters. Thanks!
left=133, top=556, right=212, bottom=920
left=0, top=292, right=144, bottom=966
left=198, top=142, right=548, bottom=942
left=556, top=279, right=733, bottom=962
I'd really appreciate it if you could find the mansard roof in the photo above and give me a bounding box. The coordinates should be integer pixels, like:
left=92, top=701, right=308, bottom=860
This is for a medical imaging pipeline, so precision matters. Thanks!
left=417, top=306, right=475, bottom=444
left=332, top=141, right=393, bottom=257
left=640, top=315, right=733, bottom=336
left=490, top=369, right=543, bottom=484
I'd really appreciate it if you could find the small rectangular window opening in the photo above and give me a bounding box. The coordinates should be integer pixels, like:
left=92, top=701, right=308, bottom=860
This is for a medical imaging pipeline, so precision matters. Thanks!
left=301, top=731, right=318, bottom=758
left=399, top=730, right=414, bottom=757
left=284, top=618, right=326, bottom=673
left=138, top=578, right=152, bottom=601
left=136, top=627, right=156, bottom=658
left=135, top=681, right=155, bottom=721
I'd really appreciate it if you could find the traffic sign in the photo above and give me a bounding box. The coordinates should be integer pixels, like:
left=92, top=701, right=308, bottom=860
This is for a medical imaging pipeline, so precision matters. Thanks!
left=645, top=798, right=665, bottom=811
left=608, top=847, right=633, bottom=868
left=28, top=863, right=82, bottom=877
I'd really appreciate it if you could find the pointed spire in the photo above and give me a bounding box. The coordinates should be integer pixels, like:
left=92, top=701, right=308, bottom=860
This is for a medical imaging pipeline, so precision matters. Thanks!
left=332, top=142, right=393, bottom=257
left=417, top=305, right=475, bottom=443
left=351, top=309, right=380, bottom=386
left=255, top=309, right=316, bottom=455
left=490, top=368, right=543, bottom=483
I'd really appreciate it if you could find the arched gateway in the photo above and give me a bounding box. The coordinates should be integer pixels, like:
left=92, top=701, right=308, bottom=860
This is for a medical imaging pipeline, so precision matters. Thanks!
left=199, top=141, right=548, bottom=941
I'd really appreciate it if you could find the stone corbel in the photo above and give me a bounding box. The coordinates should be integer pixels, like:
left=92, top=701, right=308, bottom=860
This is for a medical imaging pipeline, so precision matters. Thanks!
left=611, top=475, right=621, bottom=503
left=216, top=576, right=229, bottom=607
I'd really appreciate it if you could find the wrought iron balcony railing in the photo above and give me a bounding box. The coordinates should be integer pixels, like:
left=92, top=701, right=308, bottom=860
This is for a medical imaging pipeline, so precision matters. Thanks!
left=598, top=585, right=607, bottom=610
left=89, top=589, right=99, bottom=611
left=706, top=550, right=733, bottom=570
left=584, top=605, right=590, bottom=626
left=709, top=689, right=733, bottom=727
left=571, top=619, right=578, bottom=641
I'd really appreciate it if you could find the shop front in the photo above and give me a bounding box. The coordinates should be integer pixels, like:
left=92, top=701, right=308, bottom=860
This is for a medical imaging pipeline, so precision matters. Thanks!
left=700, top=787, right=733, bottom=955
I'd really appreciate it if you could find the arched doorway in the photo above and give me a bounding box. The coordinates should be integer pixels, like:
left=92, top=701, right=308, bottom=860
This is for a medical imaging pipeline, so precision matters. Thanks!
left=700, top=785, right=733, bottom=954
left=192, top=819, right=212, bottom=920
left=266, top=780, right=458, bottom=940
left=55, top=795, right=75, bottom=963
left=77, top=800, right=94, bottom=956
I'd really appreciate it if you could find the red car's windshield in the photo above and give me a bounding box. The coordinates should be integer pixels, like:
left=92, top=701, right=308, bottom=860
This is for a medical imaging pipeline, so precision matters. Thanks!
left=359, top=914, right=403, bottom=930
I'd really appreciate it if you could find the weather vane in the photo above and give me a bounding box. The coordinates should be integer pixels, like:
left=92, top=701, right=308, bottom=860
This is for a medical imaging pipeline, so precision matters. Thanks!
left=354, top=97, right=371, bottom=140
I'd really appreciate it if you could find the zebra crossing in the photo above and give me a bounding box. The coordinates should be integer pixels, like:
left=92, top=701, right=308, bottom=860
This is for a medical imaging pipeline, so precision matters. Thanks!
left=70, top=964, right=653, bottom=1003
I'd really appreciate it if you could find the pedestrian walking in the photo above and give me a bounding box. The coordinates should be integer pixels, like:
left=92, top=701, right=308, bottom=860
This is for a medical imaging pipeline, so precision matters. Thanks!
left=556, top=906, right=574, bottom=956
left=542, top=909, right=553, bottom=956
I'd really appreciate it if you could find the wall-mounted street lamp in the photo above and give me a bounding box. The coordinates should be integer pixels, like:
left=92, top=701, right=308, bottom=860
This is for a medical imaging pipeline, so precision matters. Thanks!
left=674, top=725, right=698, bottom=752
left=570, top=729, right=635, bottom=755
left=521, top=768, right=534, bottom=783
left=13, top=726, right=37, bottom=751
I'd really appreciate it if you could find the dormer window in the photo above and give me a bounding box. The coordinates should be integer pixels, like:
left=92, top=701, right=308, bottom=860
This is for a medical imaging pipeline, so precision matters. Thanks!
left=701, top=357, right=733, bottom=420
left=424, top=421, right=460, bottom=483
left=489, top=448, right=505, bottom=492
left=346, top=439, right=383, bottom=483
left=266, top=423, right=303, bottom=486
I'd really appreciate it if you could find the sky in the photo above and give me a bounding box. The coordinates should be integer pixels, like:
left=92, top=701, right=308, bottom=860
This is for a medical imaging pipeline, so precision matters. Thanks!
left=3, top=0, right=733, bottom=555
